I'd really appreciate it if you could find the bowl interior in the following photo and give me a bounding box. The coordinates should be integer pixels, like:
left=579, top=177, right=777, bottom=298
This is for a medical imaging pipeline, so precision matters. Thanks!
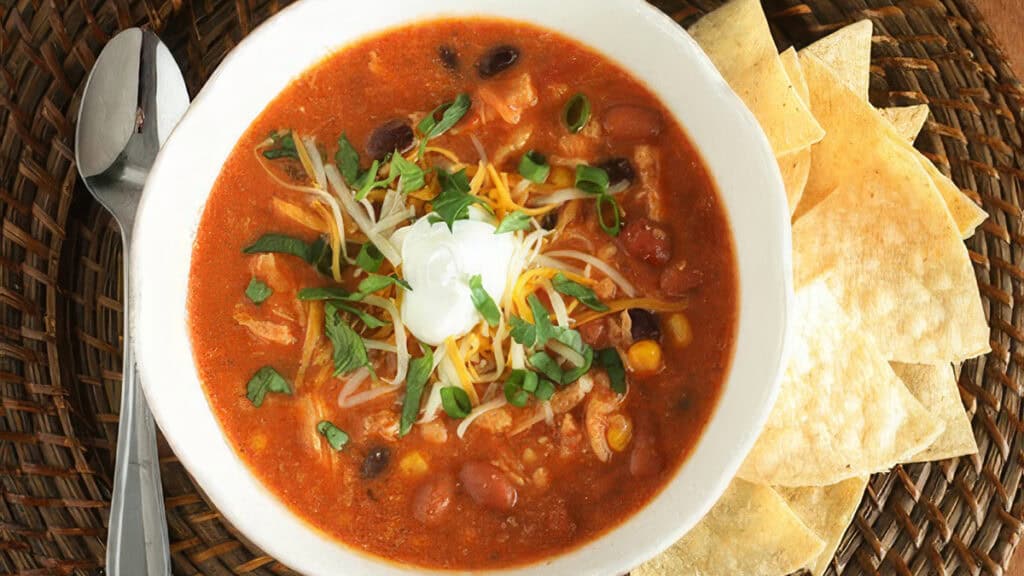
left=132, top=0, right=792, bottom=574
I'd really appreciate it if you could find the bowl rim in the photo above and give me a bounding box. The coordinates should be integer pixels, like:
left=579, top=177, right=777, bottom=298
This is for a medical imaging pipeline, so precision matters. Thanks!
left=132, top=1, right=793, bottom=574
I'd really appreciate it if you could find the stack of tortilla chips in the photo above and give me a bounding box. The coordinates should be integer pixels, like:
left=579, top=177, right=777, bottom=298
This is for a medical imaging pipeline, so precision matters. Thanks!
left=638, top=0, right=989, bottom=574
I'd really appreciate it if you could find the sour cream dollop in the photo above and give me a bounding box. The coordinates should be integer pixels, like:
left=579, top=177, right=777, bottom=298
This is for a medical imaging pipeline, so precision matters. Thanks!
left=393, top=215, right=517, bottom=346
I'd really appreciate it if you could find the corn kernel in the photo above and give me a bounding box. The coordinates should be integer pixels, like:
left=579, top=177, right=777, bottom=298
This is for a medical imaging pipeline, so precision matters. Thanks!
left=606, top=414, right=633, bottom=452
left=627, top=339, right=664, bottom=376
left=250, top=433, right=268, bottom=452
left=665, top=313, right=693, bottom=349
left=399, top=451, right=429, bottom=476
left=522, top=447, right=539, bottom=466
left=550, top=166, right=574, bottom=188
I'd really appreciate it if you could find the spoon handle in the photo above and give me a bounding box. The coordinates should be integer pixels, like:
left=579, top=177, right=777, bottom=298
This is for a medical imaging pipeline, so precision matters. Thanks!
left=107, top=261, right=171, bottom=576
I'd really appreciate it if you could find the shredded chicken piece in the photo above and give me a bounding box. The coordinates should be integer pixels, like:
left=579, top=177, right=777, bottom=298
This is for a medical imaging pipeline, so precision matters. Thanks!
left=475, top=407, right=513, bottom=434
left=633, top=145, right=666, bottom=221
left=584, top=378, right=622, bottom=463
left=594, top=277, right=617, bottom=301
left=419, top=420, right=449, bottom=444
left=492, top=126, right=534, bottom=166
left=363, top=410, right=400, bottom=441
left=477, top=73, right=538, bottom=125
left=232, top=308, right=297, bottom=345
left=558, top=414, right=585, bottom=458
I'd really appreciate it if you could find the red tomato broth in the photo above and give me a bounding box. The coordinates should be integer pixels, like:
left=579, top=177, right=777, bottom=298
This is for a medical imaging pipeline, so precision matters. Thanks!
left=188, top=18, right=737, bottom=569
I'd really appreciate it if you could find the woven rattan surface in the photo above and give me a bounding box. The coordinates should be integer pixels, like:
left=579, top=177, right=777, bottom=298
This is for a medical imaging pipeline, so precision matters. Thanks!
left=1, top=0, right=1022, bottom=574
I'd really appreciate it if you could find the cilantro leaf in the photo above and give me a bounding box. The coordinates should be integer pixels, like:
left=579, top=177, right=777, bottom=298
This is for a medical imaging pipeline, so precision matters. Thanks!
left=246, top=366, right=291, bottom=407
left=324, top=303, right=369, bottom=376
left=355, top=243, right=384, bottom=273
left=551, top=273, right=608, bottom=312
left=417, top=93, right=472, bottom=158
left=469, top=274, right=500, bottom=327
left=432, top=168, right=489, bottom=231
left=357, top=273, right=412, bottom=296
left=316, top=421, right=350, bottom=451
left=400, top=347, right=435, bottom=436
left=510, top=315, right=537, bottom=347
left=391, top=153, right=426, bottom=193
left=334, top=302, right=389, bottom=330
left=597, top=348, right=627, bottom=394
left=495, top=210, right=532, bottom=234
left=245, top=278, right=272, bottom=304
left=335, top=134, right=361, bottom=185
left=263, top=131, right=297, bottom=159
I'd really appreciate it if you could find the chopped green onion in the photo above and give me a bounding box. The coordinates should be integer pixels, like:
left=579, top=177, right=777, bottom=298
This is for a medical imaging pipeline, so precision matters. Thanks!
left=534, top=379, right=556, bottom=401
left=440, top=386, right=472, bottom=418
left=469, top=274, right=501, bottom=327
left=316, top=421, right=350, bottom=451
left=246, top=366, right=291, bottom=407
left=495, top=210, right=532, bottom=234
left=562, top=93, right=591, bottom=134
left=597, top=348, right=627, bottom=394
left=551, top=273, right=608, bottom=312
left=400, top=347, right=435, bottom=436
left=245, top=278, right=272, bottom=305
left=529, top=351, right=564, bottom=383
left=417, top=93, right=472, bottom=158
left=596, top=194, right=622, bottom=236
left=518, top=150, right=550, bottom=183
left=521, top=371, right=539, bottom=393
left=504, top=371, right=531, bottom=408
left=324, top=302, right=369, bottom=376
left=575, top=164, right=610, bottom=195
left=356, top=243, right=384, bottom=273
left=551, top=327, right=594, bottom=385
left=335, top=134, right=361, bottom=185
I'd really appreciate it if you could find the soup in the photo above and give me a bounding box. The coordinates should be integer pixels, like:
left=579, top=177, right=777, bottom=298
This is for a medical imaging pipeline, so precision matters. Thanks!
left=188, top=18, right=737, bottom=569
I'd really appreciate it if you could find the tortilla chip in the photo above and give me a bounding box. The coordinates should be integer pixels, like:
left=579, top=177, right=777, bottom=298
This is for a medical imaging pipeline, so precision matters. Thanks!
left=777, top=477, right=869, bottom=576
left=738, top=281, right=943, bottom=486
left=635, top=479, right=824, bottom=576
left=916, top=156, right=988, bottom=238
left=791, top=54, right=990, bottom=363
left=802, top=20, right=873, bottom=100
left=880, top=105, right=930, bottom=142
left=777, top=48, right=813, bottom=214
left=892, top=363, right=978, bottom=462
left=689, top=0, right=825, bottom=156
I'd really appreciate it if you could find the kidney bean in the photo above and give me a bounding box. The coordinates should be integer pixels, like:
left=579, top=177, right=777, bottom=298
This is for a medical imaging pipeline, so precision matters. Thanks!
left=660, top=262, right=704, bottom=297
left=601, top=105, right=663, bottom=140
left=476, top=45, right=520, bottom=78
left=628, top=309, right=660, bottom=342
left=360, top=446, right=390, bottom=479
left=412, top=473, right=456, bottom=526
left=459, top=461, right=517, bottom=511
left=365, top=119, right=414, bottom=160
left=597, top=157, right=636, bottom=188
left=621, top=218, right=672, bottom=266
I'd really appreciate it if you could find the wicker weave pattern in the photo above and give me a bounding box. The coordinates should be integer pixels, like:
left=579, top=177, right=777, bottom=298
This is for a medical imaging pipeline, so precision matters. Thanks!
left=1, top=1, right=1022, bottom=574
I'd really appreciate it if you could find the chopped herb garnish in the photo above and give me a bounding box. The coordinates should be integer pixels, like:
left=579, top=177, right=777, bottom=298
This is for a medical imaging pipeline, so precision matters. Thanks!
left=324, top=302, right=369, bottom=375
left=469, top=274, right=500, bottom=327
left=308, top=236, right=334, bottom=276
left=243, top=234, right=315, bottom=261
left=316, top=420, right=350, bottom=451
left=518, top=150, right=550, bottom=183
left=334, top=302, right=389, bottom=329
left=575, top=164, right=610, bottom=195
left=552, top=273, right=608, bottom=312
left=417, top=93, right=472, bottom=158
left=246, top=366, right=291, bottom=407
left=563, top=94, right=591, bottom=134
left=596, top=193, right=622, bottom=236
left=335, top=134, right=361, bottom=185
left=554, top=328, right=593, bottom=384
left=495, top=210, right=532, bottom=234
left=440, top=386, right=472, bottom=419
left=529, top=351, right=564, bottom=383
left=527, top=294, right=556, bottom=346
left=534, top=379, right=556, bottom=401
left=597, top=348, right=627, bottom=394
left=432, top=168, right=489, bottom=231
left=509, top=315, right=537, bottom=347
left=354, top=159, right=399, bottom=200
left=298, top=286, right=352, bottom=301
left=355, top=243, right=384, bottom=273
left=504, top=370, right=533, bottom=407
left=263, top=131, right=298, bottom=159
left=357, top=273, right=411, bottom=296
left=400, top=347, right=435, bottom=436
left=245, top=278, right=272, bottom=304
left=391, top=153, right=426, bottom=193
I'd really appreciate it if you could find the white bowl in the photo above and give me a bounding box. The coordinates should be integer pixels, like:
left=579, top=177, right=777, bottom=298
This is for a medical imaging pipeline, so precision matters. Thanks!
left=132, top=0, right=792, bottom=574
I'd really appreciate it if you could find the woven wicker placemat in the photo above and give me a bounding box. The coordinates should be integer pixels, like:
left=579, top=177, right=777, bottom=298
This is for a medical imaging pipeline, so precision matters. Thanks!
left=1, top=1, right=1022, bottom=574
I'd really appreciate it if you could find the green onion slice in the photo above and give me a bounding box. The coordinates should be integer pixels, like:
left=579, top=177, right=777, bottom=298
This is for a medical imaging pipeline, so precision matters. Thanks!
left=440, top=386, right=472, bottom=419
left=575, top=164, right=610, bottom=195
left=518, top=150, right=550, bottom=183
left=504, top=370, right=531, bottom=408
left=562, top=93, right=591, bottom=134
left=596, top=194, right=622, bottom=236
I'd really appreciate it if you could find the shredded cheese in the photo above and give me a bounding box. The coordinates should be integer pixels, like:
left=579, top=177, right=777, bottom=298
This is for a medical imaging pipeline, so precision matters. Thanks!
left=542, top=250, right=637, bottom=297
left=456, top=397, right=508, bottom=439
left=294, top=301, right=324, bottom=390
left=445, top=336, right=480, bottom=405
left=574, top=297, right=689, bottom=326
left=488, top=164, right=558, bottom=217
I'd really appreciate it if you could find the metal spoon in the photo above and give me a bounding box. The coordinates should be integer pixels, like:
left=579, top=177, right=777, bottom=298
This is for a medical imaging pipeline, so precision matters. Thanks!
left=75, top=28, right=189, bottom=576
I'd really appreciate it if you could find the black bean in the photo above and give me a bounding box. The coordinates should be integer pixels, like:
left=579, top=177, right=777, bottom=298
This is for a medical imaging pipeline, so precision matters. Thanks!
left=365, top=119, right=414, bottom=161
left=597, top=157, right=636, bottom=188
left=476, top=45, right=519, bottom=78
left=439, top=45, right=459, bottom=71
left=628, top=309, right=660, bottom=342
left=360, top=446, right=391, bottom=479
left=541, top=211, right=559, bottom=230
